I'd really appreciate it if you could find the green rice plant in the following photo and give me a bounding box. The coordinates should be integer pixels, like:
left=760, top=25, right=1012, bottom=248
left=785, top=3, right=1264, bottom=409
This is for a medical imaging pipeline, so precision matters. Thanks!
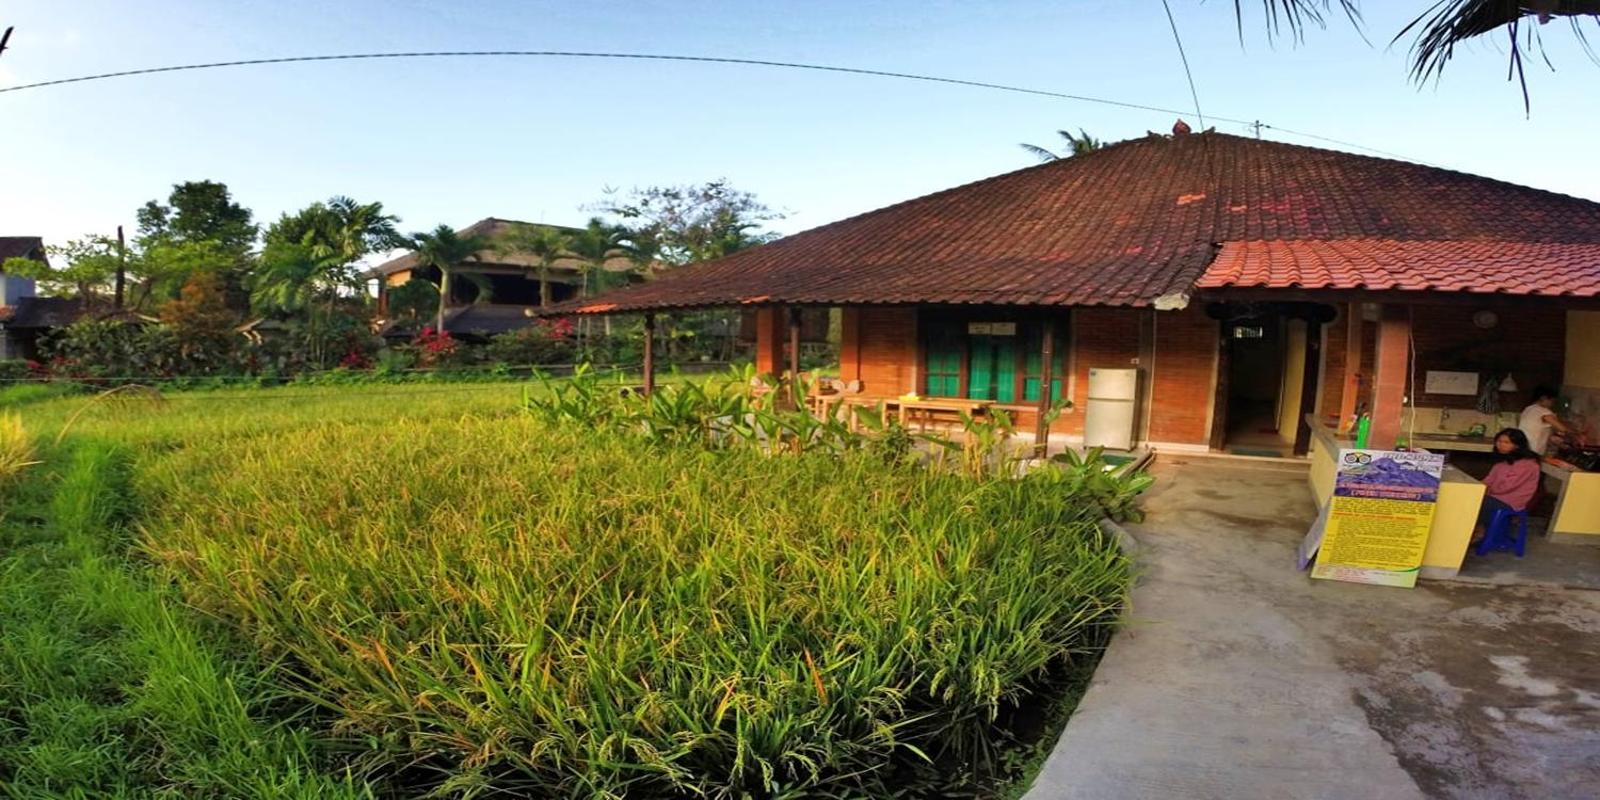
left=137, top=414, right=1131, bottom=798
left=0, top=412, right=39, bottom=487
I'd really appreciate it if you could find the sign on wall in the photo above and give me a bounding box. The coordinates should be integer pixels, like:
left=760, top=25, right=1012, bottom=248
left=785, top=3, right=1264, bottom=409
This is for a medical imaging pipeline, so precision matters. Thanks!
left=1309, top=449, right=1445, bottom=588
left=967, top=322, right=1017, bottom=336
left=1423, top=370, right=1479, bottom=396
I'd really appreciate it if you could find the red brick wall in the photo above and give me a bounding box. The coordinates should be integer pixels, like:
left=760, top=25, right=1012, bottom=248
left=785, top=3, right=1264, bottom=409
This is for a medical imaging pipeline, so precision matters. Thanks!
left=855, top=307, right=917, bottom=397
left=847, top=304, right=1221, bottom=445
left=1410, top=304, right=1566, bottom=409
left=1149, top=306, right=1218, bottom=445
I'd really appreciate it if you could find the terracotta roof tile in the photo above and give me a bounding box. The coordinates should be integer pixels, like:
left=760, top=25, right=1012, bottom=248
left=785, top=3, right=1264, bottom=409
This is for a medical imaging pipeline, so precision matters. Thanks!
left=1199, top=240, right=1600, bottom=296
left=554, top=131, right=1600, bottom=313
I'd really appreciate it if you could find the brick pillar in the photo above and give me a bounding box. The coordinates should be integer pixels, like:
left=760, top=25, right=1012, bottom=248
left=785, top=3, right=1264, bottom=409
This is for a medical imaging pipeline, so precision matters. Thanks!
left=1337, top=302, right=1364, bottom=432
left=1369, top=305, right=1411, bottom=449
left=753, top=307, right=785, bottom=376
left=838, top=307, right=862, bottom=383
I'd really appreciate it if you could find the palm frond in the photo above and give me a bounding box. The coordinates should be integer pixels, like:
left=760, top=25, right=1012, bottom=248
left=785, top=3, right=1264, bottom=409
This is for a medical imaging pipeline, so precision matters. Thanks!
left=1019, top=143, right=1060, bottom=162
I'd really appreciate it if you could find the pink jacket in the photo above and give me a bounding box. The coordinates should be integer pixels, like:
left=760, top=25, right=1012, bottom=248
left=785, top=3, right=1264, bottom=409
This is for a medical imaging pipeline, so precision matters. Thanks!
left=1483, top=458, right=1540, bottom=510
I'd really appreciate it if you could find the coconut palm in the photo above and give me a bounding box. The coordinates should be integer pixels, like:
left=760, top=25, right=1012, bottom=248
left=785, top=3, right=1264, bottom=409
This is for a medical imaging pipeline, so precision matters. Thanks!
left=411, top=225, right=490, bottom=332
left=564, top=218, right=630, bottom=343
left=1020, top=128, right=1104, bottom=162
left=1242, top=1, right=1600, bottom=103
left=497, top=223, right=574, bottom=308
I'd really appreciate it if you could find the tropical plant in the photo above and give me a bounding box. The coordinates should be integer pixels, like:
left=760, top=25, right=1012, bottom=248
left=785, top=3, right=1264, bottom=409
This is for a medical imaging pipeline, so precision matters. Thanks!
left=253, top=197, right=404, bottom=315
left=382, top=277, right=440, bottom=326
left=157, top=272, right=238, bottom=375
left=1233, top=1, right=1600, bottom=103
left=1020, top=128, right=1105, bottom=162
left=593, top=180, right=783, bottom=268
left=496, top=223, right=573, bottom=308
left=1049, top=447, right=1157, bottom=523
left=409, top=224, right=491, bottom=332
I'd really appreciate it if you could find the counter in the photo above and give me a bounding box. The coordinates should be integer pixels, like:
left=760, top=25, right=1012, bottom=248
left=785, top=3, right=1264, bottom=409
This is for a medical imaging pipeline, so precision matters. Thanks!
left=1306, top=415, right=1486, bottom=580
left=1544, top=463, right=1600, bottom=545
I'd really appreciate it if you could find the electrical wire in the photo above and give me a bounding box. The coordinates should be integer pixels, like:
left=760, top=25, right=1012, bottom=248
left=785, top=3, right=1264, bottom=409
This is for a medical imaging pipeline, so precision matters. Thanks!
left=0, top=48, right=1435, bottom=164
left=1159, top=0, right=1206, bottom=131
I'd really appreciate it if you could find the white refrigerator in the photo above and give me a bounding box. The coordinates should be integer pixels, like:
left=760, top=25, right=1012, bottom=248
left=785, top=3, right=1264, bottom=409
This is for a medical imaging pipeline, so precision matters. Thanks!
left=1085, top=368, right=1139, bottom=451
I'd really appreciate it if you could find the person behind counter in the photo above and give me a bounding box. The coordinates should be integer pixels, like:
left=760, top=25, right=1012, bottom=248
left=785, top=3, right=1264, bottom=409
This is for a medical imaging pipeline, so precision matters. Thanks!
left=1471, top=427, right=1542, bottom=544
left=1519, top=386, right=1574, bottom=455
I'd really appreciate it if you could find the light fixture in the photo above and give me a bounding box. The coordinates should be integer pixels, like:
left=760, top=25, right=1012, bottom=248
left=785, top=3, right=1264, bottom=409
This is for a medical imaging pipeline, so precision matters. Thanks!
left=1498, top=375, right=1518, bottom=392
left=1473, top=310, right=1499, bottom=329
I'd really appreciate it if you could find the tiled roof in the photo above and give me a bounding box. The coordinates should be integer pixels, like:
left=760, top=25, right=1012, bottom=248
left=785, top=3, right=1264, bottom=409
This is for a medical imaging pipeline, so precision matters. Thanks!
left=1200, top=240, right=1600, bottom=296
left=0, top=236, right=45, bottom=264
left=0, top=296, right=82, bottom=329
left=553, top=130, right=1600, bottom=313
left=368, top=218, right=631, bottom=278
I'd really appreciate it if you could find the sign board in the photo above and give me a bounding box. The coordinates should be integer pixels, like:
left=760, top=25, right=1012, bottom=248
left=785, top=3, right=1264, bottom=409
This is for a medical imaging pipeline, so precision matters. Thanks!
left=967, top=322, right=1017, bottom=336
left=1310, top=449, right=1445, bottom=588
left=1423, top=370, right=1478, bottom=396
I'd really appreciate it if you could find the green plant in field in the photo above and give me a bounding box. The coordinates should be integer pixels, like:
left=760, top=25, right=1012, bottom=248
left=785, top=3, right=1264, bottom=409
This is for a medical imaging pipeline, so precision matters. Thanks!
left=127, top=405, right=1130, bottom=798
left=1049, top=447, right=1157, bottom=523
left=0, top=412, right=39, bottom=487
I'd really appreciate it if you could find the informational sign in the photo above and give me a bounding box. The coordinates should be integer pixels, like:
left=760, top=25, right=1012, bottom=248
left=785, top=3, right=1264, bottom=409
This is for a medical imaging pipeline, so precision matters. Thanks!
left=966, top=322, right=1017, bottom=336
left=1309, top=449, right=1445, bottom=588
left=1423, top=370, right=1479, bottom=396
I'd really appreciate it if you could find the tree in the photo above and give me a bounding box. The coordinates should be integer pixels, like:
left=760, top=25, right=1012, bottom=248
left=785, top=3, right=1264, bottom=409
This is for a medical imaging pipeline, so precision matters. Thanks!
left=158, top=272, right=238, bottom=374
left=496, top=224, right=573, bottom=308
left=1232, top=1, right=1600, bottom=102
left=593, top=180, right=783, bottom=268
left=411, top=225, right=491, bottom=331
left=253, top=197, right=404, bottom=315
left=563, top=218, right=630, bottom=342
left=385, top=278, right=440, bottom=326
left=1020, top=128, right=1105, bottom=162
left=2, top=237, right=122, bottom=308
left=137, top=180, right=257, bottom=254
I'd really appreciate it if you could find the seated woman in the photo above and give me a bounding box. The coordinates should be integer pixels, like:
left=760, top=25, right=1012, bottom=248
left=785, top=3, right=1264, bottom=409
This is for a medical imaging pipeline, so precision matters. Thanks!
left=1473, top=428, right=1542, bottom=543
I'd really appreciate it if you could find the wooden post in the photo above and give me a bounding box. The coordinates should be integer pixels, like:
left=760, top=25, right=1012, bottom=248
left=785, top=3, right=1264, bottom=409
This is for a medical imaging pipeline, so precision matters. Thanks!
left=642, top=313, right=656, bottom=396
left=1337, top=302, right=1365, bottom=432
left=1035, top=318, right=1057, bottom=457
left=787, top=306, right=802, bottom=406
left=114, top=225, right=126, bottom=309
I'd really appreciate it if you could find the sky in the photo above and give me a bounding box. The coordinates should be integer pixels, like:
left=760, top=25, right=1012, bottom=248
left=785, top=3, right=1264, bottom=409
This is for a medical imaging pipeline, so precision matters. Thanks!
left=2, top=1, right=1598, bottom=261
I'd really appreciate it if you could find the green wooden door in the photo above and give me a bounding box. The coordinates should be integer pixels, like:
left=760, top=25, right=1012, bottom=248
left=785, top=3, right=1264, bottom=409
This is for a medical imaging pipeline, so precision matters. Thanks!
left=969, top=336, right=1017, bottom=402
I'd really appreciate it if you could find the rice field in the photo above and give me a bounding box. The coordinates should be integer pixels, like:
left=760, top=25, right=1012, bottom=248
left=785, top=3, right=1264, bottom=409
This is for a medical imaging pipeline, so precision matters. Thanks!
left=0, top=380, right=1132, bottom=798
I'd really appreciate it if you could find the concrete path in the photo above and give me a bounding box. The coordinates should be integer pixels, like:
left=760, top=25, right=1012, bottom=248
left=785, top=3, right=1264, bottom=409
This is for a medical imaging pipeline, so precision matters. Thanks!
left=1025, top=459, right=1600, bottom=800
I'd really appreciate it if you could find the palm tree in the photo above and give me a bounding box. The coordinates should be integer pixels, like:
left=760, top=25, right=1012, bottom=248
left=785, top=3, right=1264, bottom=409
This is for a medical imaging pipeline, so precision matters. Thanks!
left=564, top=218, right=628, bottom=343
left=1241, top=1, right=1600, bottom=104
left=253, top=197, right=404, bottom=315
left=411, top=225, right=490, bottom=332
left=497, top=223, right=574, bottom=308
left=1020, top=128, right=1104, bottom=162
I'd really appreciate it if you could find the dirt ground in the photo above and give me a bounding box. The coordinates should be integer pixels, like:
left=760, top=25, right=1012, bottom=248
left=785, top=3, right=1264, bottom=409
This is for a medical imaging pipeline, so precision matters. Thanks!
left=1026, top=458, right=1600, bottom=800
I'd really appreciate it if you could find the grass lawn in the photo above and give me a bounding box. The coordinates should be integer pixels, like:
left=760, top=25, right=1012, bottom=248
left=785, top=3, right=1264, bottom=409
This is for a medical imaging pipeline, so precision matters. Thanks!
left=1, top=380, right=1130, bottom=798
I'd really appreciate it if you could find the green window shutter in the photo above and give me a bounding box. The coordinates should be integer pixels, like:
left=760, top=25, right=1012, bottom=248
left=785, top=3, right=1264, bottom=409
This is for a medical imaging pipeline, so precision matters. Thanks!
left=1022, top=323, right=1065, bottom=403
left=925, top=325, right=961, bottom=397
left=969, top=338, right=995, bottom=400
left=994, top=338, right=1016, bottom=403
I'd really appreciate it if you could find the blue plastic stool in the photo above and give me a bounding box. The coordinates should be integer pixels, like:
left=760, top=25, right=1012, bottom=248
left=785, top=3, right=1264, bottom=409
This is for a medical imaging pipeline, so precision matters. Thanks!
left=1475, top=508, right=1530, bottom=558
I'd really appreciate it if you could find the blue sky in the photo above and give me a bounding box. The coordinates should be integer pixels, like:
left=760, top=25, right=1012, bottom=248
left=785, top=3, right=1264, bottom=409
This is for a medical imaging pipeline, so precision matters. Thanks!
left=3, top=1, right=1598, bottom=259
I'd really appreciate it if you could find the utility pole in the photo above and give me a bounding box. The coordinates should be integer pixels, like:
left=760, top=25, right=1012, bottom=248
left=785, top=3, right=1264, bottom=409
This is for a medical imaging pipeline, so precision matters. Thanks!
left=1250, top=120, right=1264, bottom=139
left=114, top=225, right=127, bottom=309
left=0, top=27, right=13, bottom=61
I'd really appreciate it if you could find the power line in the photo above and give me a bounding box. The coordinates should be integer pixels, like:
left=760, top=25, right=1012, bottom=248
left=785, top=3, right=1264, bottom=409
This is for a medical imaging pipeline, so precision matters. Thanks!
left=0, top=48, right=1432, bottom=163
left=1159, top=0, right=1206, bottom=131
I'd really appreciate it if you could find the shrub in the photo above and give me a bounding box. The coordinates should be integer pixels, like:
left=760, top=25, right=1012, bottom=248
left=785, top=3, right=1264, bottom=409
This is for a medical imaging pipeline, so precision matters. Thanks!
left=484, top=320, right=576, bottom=366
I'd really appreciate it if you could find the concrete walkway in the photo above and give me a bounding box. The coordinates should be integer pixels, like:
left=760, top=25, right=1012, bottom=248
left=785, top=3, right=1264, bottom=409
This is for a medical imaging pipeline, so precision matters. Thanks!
left=1025, top=459, right=1600, bottom=800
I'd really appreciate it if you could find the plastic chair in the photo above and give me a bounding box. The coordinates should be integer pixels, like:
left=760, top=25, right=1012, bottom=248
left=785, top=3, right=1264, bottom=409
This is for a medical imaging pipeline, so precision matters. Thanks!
left=1475, top=508, right=1530, bottom=558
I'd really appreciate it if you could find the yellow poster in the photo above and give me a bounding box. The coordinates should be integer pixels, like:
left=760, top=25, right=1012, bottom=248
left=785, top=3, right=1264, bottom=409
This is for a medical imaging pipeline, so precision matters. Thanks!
left=1310, top=449, right=1444, bottom=588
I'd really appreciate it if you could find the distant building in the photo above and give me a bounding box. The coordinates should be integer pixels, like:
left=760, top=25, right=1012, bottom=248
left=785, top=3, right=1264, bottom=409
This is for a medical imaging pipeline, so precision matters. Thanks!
left=0, top=237, right=48, bottom=359
left=367, top=217, right=635, bottom=342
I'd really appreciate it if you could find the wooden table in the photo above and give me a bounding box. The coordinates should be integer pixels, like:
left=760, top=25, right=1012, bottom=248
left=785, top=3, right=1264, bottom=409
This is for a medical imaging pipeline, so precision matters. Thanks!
left=841, top=396, right=992, bottom=431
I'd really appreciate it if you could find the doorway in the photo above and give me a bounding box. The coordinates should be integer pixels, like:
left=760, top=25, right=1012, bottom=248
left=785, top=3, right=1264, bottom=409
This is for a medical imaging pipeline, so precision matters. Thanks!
left=1207, top=303, right=1332, bottom=457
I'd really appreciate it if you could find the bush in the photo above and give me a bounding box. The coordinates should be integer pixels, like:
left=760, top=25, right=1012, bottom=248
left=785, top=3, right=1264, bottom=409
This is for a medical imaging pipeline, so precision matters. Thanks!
left=484, top=321, right=575, bottom=366
left=0, top=412, right=36, bottom=487
left=141, top=406, right=1132, bottom=798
